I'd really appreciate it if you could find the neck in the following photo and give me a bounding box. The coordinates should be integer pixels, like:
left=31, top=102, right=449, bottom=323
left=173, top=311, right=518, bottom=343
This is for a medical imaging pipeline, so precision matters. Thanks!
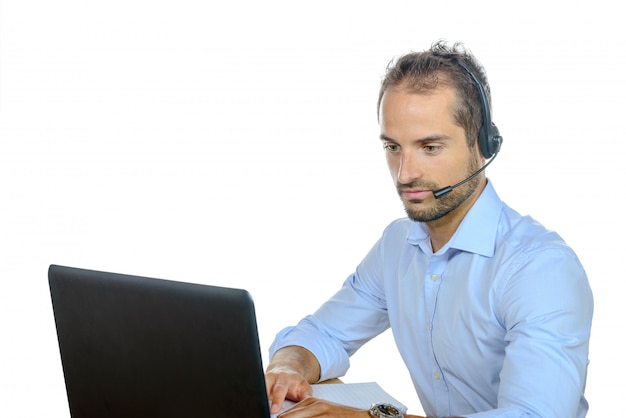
left=426, top=178, right=487, bottom=253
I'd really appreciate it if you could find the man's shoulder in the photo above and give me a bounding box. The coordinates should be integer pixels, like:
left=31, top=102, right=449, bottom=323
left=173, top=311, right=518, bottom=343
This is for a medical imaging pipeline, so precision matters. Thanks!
left=499, top=205, right=576, bottom=257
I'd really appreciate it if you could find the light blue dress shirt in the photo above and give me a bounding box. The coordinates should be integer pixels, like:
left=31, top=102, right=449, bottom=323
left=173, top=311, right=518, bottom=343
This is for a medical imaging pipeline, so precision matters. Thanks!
left=270, top=181, right=593, bottom=418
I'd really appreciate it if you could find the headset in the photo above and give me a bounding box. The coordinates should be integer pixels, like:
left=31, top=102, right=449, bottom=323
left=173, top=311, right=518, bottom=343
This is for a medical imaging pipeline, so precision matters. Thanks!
left=431, top=60, right=504, bottom=199
left=456, top=60, right=503, bottom=159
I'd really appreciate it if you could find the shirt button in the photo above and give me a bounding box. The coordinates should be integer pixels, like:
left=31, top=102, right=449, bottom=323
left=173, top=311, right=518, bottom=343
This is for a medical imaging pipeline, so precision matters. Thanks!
left=433, top=371, right=442, bottom=380
left=426, top=322, right=431, bottom=330
left=430, top=273, right=439, bottom=282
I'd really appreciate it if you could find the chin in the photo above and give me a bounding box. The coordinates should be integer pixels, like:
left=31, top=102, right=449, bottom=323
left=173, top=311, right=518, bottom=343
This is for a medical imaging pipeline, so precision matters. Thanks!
left=404, top=201, right=450, bottom=223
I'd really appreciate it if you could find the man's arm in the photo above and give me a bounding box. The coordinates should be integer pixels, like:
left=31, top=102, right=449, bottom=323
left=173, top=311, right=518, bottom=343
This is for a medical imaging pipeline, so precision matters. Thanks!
left=276, top=397, right=428, bottom=417
left=266, top=347, right=428, bottom=418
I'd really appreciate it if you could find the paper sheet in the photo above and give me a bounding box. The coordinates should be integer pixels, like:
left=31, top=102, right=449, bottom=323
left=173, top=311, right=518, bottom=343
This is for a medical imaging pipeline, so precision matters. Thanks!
left=271, top=382, right=407, bottom=417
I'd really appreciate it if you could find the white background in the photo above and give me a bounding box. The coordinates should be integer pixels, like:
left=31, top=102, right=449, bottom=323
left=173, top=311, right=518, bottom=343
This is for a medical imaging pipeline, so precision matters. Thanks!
left=1, top=1, right=623, bottom=416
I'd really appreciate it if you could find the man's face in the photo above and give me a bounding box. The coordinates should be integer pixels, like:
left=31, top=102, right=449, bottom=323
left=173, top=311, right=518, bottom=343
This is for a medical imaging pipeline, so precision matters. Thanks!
left=379, top=86, right=483, bottom=223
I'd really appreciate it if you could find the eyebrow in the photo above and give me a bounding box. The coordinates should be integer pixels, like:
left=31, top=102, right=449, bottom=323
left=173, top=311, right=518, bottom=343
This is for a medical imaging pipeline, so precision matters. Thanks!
left=379, top=134, right=450, bottom=143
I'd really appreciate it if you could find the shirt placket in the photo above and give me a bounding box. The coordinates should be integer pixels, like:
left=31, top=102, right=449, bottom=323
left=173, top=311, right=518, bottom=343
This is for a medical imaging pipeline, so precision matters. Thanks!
left=424, top=254, right=450, bottom=417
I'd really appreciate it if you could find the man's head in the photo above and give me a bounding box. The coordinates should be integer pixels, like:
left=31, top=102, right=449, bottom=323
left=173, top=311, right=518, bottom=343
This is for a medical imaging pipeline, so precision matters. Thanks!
left=378, top=40, right=493, bottom=151
left=378, top=41, right=495, bottom=225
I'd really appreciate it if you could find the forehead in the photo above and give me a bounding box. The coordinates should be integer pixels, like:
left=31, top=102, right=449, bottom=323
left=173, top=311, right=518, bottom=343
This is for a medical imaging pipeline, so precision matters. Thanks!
left=379, top=86, right=459, bottom=131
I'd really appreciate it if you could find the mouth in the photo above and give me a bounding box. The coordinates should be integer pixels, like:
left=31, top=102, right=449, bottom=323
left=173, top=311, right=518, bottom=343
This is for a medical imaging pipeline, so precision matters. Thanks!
left=399, top=188, right=432, bottom=200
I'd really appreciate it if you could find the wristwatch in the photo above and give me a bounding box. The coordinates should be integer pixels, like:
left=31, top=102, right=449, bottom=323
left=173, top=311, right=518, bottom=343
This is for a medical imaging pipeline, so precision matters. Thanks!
left=369, top=403, right=404, bottom=418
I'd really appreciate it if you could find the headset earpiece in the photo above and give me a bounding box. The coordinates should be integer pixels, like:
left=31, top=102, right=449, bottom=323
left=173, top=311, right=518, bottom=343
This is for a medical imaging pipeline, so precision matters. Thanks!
left=457, top=61, right=503, bottom=159
left=482, top=121, right=502, bottom=159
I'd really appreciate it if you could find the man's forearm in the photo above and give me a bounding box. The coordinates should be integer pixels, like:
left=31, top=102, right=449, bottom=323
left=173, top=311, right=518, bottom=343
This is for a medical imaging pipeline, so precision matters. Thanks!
left=267, top=345, right=321, bottom=383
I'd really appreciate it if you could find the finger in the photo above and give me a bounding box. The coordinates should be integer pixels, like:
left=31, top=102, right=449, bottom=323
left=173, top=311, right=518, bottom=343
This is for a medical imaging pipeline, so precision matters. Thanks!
left=266, top=370, right=314, bottom=414
left=268, top=381, right=290, bottom=414
left=277, top=397, right=320, bottom=417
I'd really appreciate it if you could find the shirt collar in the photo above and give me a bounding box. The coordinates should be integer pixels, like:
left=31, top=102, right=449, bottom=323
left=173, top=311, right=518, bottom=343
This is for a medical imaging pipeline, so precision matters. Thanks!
left=406, top=180, right=503, bottom=257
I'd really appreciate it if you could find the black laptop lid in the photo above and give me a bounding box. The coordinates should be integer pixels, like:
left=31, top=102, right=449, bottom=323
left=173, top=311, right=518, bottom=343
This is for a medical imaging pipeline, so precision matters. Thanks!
left=48, top=264, right=271, bottom=418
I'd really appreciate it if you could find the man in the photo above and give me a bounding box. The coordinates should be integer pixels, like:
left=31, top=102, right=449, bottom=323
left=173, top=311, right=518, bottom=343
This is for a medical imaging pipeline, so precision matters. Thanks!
left=265, top=41, right=593, bottom=417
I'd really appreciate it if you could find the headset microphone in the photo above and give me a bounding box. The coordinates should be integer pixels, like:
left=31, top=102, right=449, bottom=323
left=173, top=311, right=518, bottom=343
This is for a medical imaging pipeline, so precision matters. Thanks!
left=432, top=60, right=503, bottom=199
left=432, top=149, right=499, bottom=198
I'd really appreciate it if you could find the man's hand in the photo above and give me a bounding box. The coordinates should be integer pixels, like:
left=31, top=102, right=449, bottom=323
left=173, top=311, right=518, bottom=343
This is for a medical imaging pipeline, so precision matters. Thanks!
left=278, top=397, right=368, bottom=417
left=266, top=365, right=314, bottom=415
left=277, top=398, right=427, bottom=417
left=266, top=346, right=321, bottom=414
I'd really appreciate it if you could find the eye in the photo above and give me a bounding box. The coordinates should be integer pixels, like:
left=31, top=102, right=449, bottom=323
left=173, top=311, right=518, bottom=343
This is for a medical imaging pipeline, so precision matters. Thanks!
left=423, top=144, right=442, bottom=154
left=383, top=143, right=400, bottom=154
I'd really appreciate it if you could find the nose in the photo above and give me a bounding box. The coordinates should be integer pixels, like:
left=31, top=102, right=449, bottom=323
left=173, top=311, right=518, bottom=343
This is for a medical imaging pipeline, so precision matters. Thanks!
left=396, top=151, right=422, bottom=185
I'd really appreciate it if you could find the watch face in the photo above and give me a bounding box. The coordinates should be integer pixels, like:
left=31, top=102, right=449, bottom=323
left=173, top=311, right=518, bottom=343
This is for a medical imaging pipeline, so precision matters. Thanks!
left=377, top=404, right=393, bottom=413
left=371, top=403, right=401, bottom=417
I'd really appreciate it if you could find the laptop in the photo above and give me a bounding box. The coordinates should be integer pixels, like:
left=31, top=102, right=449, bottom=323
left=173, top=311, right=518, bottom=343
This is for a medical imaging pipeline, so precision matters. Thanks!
left=48, top=264, right=272, bottom=418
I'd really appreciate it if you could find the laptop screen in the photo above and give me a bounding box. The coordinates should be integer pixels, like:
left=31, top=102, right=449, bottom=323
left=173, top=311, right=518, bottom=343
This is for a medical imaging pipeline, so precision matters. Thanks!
left=48, top=264, right=271, bottom=418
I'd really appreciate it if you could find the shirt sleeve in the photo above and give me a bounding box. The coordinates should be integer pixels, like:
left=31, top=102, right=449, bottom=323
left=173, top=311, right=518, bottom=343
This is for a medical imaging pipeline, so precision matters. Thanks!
left=269, top=235, right=392, bottom=382
left=469, top=243, right=593, bottom=417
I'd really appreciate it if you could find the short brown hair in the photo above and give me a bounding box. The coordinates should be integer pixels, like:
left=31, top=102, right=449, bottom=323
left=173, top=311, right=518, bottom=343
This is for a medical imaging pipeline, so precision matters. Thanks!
left=377, top=40, right=493, bottom=148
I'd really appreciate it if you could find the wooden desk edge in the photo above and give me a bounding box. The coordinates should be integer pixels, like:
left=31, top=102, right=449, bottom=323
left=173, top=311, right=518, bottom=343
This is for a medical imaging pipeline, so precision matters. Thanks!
left=319, top=378, right=343, bottom=384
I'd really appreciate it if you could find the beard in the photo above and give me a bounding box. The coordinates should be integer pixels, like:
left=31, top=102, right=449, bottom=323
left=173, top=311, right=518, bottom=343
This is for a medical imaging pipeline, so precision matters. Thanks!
left=397, top=153, right=483, bottom=223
